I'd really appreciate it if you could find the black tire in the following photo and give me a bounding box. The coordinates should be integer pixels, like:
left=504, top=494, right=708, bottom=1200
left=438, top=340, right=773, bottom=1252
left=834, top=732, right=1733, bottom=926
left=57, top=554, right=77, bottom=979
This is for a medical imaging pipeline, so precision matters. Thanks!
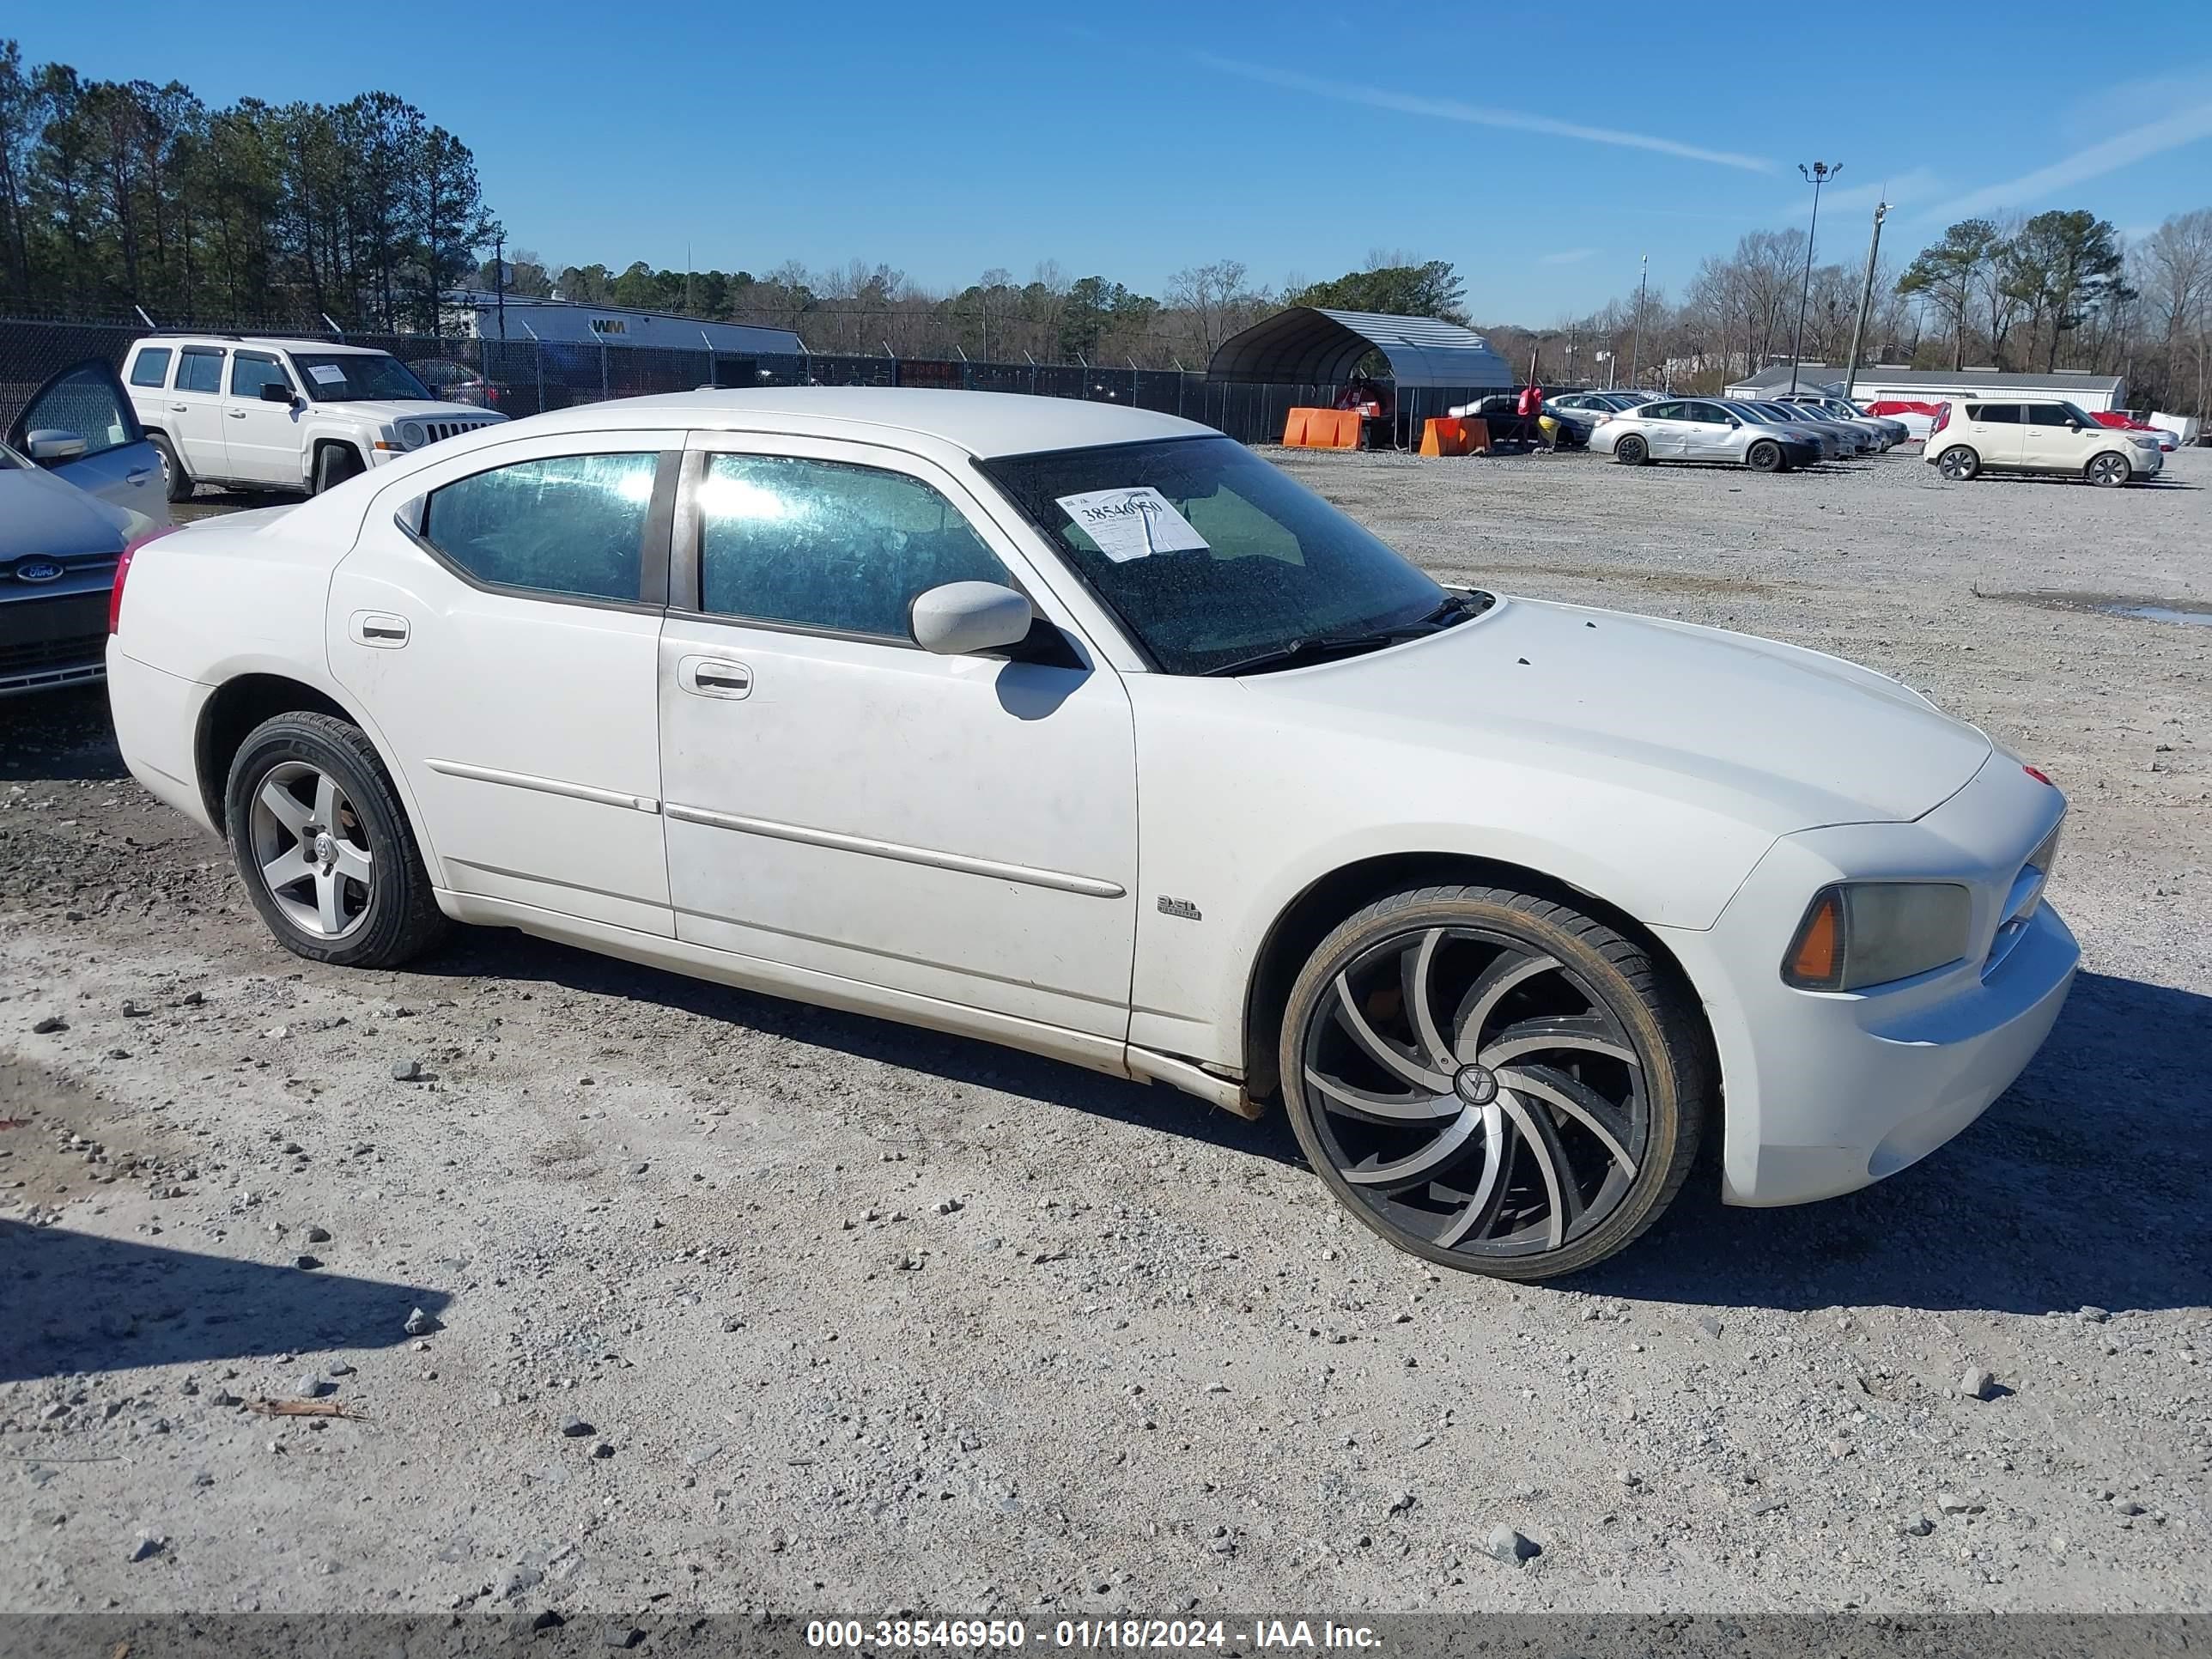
left=313, top=442, right=366, bottom=495
left=224, top=712, right=447, bottom=969
left=1613, top=434, right=1649, bottom=466
left=1279, top=883, right=1709, bottom=1281
left=2085, top=452, right=2130, bottom=488
left=1936, top=445, right=1980, bottom=482
left=149, top=433, right=191, bottom=503
left=1746, top=440, right=1784, bottom=473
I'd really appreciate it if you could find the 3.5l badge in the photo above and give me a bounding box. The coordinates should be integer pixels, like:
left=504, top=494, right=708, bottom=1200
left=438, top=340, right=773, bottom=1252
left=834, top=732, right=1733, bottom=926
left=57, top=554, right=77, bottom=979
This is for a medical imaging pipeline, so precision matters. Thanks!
left=1156, top=896, right=1202, bottom=921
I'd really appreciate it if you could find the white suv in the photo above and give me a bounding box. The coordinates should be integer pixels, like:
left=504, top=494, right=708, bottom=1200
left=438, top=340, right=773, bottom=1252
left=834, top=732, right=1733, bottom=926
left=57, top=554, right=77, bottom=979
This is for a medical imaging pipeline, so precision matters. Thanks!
left=1924, top=398, right=2162, bottom=487
left=121, top=336, right=506, bottom=501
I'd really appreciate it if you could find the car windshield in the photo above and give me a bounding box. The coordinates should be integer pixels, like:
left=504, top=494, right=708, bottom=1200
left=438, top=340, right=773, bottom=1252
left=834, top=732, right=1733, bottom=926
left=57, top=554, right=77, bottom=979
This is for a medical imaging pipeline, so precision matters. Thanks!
left=289, top=352, right=435, bottom=403
left=977, top=435, right=1462, bottom=677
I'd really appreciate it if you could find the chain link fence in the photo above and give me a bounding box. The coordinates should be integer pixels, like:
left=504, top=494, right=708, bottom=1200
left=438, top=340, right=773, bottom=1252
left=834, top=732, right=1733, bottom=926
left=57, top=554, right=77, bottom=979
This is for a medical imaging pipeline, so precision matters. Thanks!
left=1, top=314, right=1506, bottom=450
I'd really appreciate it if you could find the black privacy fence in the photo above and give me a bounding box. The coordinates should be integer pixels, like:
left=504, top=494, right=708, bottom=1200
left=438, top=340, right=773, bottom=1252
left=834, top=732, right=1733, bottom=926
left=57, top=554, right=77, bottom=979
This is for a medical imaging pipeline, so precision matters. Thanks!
left=1, top=316, right=1499, bottom=450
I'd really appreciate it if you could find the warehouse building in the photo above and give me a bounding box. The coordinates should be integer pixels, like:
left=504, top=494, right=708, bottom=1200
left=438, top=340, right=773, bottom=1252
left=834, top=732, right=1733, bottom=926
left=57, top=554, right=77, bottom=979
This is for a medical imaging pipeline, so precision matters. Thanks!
left=1725, top=362, right=2127, bottom=412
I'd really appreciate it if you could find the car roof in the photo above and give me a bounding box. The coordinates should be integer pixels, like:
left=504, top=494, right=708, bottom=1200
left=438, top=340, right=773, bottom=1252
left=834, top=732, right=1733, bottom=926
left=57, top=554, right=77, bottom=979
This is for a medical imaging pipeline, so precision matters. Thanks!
left=554, top=387, right=1218, bottom=459
left=135, top=336, right=390, bottom=356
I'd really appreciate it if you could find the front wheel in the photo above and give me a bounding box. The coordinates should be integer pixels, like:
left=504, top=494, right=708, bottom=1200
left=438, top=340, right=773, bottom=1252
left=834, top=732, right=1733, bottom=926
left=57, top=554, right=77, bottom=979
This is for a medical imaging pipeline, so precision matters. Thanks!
left=1746, top=440, right=1784, bottom=473
left=225, top=712, right=447, bottom=969
left=313, top=442, right=366, bottom=495
left=1936, top=445, right=1980, bottom=481
left=1613, top=434, right=1649, bottom=466
left=2086, top=452, right=2131, bottom=487
left=1279, top=884, right=1710, bottom=1280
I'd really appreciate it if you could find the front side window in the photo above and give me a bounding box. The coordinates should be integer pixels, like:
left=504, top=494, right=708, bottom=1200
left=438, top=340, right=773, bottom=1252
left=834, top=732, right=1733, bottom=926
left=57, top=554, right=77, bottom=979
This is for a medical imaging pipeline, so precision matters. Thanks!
left=231, top=353, right=293, bottom=399
left=696, top=453, right=1012, bottom=638
left=422, top=452, right=659, bottom=602
left=21, top=361, right=140, bottom=459
left=290, top=352, right=434, bottom=403
left=2027, top=402, right=2093, bottom=428
left=129, top=348, right=173, bottom=388
left=1685, top=402, right=1729, bottom=422
left=176, top=347, right=225, bottom=394
left=979, top=435, right=1452, bottom=677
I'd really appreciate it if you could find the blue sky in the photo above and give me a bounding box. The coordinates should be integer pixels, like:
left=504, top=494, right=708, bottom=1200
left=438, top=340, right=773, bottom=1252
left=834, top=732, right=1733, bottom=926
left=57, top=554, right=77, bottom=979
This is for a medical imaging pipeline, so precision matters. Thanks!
left=17, top=4, right=2212, bottom=321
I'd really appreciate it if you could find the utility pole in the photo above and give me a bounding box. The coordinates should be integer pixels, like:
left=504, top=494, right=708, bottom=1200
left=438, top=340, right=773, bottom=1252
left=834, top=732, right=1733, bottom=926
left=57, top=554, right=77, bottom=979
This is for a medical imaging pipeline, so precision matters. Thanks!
left=1842, top=199, right=1888, bottom=405
left=1789, top=161, right=1840, bottom=395
left=493, top=234, right=506, bottom=342
left=1628, top=255, right=1649, bottom=388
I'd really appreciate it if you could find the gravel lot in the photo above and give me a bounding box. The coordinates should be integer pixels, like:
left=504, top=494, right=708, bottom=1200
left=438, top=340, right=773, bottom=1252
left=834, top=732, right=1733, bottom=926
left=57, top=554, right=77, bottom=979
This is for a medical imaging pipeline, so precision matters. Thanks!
left=3, top=442, right=2208, bottom=1619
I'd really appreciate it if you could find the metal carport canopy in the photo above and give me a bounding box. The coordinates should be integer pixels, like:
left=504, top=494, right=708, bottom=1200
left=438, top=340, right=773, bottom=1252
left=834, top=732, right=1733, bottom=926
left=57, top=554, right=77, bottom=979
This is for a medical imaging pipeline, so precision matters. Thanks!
left=1206, top=307, right=1515, bottom=390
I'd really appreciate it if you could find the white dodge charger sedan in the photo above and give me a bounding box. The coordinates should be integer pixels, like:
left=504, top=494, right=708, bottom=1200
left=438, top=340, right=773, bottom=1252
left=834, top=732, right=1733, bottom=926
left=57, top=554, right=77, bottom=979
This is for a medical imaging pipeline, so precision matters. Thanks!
left=106, top=390, right=2078, bottom=1279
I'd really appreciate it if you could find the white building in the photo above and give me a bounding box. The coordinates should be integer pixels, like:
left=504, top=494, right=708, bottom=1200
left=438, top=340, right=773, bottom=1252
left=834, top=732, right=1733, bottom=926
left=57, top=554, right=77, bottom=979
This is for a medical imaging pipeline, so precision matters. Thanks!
left=441, top=289, right=804, bottom=355
left=1724, top=362, right=2127, bottom=412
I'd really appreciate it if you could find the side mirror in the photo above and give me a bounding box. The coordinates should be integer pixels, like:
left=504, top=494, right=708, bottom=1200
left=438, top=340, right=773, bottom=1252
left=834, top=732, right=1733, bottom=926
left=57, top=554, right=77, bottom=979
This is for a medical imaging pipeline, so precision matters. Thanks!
left=1726, top=416, right=1741, bottom=428
left=2065, top=419, right=2082, bottom=430
left=261, top=381, right=301, bottom=404
left=24, top=428, right=88, bottom=464
left=909, top=581, right=1033, bottom=657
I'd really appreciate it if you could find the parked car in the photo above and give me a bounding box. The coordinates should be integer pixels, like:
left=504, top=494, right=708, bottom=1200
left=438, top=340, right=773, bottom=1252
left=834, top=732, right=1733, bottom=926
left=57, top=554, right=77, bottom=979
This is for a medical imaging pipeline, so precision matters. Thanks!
left=1779, top=394, right=1905, bottom=450
left=1864, top=399, right=1942, bottom=440
left=1926, top=400, right=2164, bottom=485
left=1745, top=400, right=1869, bottom=458
left=1593, top=398, right=1820, bottom=471
left=106, top=389, right=2077, bottom=1281
left=408, top=357, right=509, bottom=411
left=2090, top=411, right=2179, bottom=453
left=3, top=358, right=171, bottom=696
left=121, top=334, right=507, bottom=501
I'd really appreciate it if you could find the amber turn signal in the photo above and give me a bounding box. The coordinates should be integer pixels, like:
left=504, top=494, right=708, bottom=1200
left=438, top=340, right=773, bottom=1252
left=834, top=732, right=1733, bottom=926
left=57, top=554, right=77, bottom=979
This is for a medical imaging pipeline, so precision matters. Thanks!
left=1784, top=889, right=1845, bottom=991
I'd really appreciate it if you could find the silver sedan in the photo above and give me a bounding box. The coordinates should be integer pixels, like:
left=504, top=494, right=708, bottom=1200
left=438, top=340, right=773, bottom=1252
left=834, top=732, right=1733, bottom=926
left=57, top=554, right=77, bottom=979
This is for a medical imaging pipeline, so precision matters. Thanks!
left=1732, top=400, right=1861, bottom=459
left=1589, top=397, right=1823, bottom=471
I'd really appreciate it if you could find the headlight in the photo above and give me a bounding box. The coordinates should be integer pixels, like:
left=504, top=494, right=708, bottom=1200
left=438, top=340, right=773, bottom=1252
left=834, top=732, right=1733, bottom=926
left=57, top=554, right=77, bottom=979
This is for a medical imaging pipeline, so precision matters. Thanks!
left=398, top=421, right=426, bottom=450
left=1783, top=881, right=1972, bottom=991
left=2130, top=435, right=2159, bottom=449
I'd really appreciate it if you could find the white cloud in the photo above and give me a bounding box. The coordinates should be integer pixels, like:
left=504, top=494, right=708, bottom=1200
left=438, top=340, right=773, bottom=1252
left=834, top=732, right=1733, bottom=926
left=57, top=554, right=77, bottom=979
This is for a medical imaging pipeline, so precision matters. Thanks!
left=1198, top=55, right=1778, bottom=173
left=1539, top=247, right=1598, bottom=265
left=1919, top=100, right=2212, bottom=221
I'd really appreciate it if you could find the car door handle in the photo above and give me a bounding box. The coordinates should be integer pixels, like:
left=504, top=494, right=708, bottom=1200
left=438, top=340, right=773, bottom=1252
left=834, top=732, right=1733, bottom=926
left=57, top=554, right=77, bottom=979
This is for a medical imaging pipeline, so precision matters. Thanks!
left=125, top=468, right=154, bottom=483
left=168, top=403, right=187, bottom=412
left=678, top=655, right=752, bottom=699
left=350, top=611, right=410, bottom=648
left=227, top=409, right=247, bottom=419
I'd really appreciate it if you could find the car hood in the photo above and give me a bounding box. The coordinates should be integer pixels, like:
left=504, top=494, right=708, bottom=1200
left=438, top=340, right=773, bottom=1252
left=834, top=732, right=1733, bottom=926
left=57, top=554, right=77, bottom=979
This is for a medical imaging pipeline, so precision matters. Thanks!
left=1237, top=595, right=1993, bottom=831
left=314, top=399, right=504, bottom=423
left=1, top=465, right=134, bottom=559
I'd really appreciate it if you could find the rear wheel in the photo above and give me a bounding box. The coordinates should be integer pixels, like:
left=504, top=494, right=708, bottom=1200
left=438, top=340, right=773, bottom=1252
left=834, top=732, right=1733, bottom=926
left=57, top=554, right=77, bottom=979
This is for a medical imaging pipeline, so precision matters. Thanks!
left=1279, top=884, right=1709, bottom=1280
left=1613, top=434, right=1649, bottom=466
left=1936, top=445, right=1980, bottom=481
left=225, top=713, right=447, bottom=969
left=149, top=433, right=191, bottom=503
left=313, top=442, right=365, bottom=495
left=2086, top=452, right=2130, bottom=487
left=1747, top=440, right=1784, bottom=473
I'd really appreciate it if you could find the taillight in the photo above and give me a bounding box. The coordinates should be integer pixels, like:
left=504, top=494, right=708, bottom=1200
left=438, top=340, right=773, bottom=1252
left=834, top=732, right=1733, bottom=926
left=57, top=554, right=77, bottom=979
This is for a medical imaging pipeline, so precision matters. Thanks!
left=1929, top=402, right=1952, bottom=435
left=2024, top=764, right=2054, bottom=786
left=111, top=525, right=179, bottom=635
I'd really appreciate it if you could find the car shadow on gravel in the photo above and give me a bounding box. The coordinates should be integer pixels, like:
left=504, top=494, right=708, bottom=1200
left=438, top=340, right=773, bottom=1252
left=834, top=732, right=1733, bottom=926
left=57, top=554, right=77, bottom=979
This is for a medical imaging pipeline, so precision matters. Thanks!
left=439, top=931, right=1304, bottom=1166
left=1585, top=970, right=2211, bottom=1316
left=0, top=1221, right=453, bottom=1383
left=0, top=687, right=127, bottom=782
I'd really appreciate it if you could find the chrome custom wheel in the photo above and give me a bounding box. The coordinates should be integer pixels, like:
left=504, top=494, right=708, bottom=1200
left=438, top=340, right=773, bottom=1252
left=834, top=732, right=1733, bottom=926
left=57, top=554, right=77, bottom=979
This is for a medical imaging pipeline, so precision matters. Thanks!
left=248, top=760, right=374, bottom=940
left=1280, top=885, right=1706, bottom=1279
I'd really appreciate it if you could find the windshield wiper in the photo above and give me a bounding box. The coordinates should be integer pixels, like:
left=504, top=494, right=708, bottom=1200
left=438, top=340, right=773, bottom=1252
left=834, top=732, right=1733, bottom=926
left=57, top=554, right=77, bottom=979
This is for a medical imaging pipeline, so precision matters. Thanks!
left=1202, top=632, right=1410, bottom=678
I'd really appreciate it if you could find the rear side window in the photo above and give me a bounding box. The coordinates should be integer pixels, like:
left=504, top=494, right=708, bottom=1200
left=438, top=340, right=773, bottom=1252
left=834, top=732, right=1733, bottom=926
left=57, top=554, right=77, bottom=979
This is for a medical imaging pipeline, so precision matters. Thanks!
left=422, top=453, right=659, bottom=603
left=176, top=347, right=224, bottom=394
left=696, top=453, right=1011, bottom=639
left=129, top=348, right=173, bottom=388
left=1641, top=402, right=1685, bottom=420
left=1969, top=404, right=2019, bottom=424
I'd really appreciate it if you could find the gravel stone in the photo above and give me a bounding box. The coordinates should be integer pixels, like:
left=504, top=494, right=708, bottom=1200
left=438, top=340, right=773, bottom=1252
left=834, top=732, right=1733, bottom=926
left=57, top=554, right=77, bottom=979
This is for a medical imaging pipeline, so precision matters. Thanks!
left=1485, top=1524, right=1536, bottom=1565
left=561, top=1416, right=595, bottom=1437
left=402, top=1308, right=440, bottom=1337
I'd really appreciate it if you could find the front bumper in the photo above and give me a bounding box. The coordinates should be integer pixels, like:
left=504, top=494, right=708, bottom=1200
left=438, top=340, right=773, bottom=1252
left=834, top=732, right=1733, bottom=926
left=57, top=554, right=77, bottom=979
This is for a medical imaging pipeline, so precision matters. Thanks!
left=1658, top=754, right=2077, bottom=1207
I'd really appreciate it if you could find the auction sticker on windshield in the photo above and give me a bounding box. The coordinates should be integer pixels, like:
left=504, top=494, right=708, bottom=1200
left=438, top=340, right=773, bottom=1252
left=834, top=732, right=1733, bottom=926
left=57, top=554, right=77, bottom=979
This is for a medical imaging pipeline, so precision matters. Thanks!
left=307, top=364, right=348, bottom=386
left=1055, top=487, right=1208, bottom=562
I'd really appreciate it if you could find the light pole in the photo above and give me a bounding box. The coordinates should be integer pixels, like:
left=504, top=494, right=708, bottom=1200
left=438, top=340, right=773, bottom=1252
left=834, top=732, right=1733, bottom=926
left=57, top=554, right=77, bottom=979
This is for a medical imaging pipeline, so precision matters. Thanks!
left=1842, top=199, right=1888, bottom=405
left=1788, top=161, right=1840, bottom=395
left=1627, top=255, right=1648, bottom=388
